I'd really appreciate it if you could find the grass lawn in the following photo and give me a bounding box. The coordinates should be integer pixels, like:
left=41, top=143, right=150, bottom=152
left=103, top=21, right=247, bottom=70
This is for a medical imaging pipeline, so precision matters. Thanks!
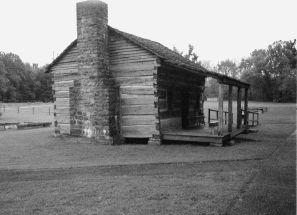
left=0, top=101, right=295, bottom=214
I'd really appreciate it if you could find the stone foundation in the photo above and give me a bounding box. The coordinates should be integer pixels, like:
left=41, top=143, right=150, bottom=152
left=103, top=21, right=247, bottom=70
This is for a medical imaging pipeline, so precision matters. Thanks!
left=148, top=134, right=162, bottom=145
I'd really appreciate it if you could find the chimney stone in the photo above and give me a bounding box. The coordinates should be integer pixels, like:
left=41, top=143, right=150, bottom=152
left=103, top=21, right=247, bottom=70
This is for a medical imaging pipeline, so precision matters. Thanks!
left=74, top=0, right=114, bottom=144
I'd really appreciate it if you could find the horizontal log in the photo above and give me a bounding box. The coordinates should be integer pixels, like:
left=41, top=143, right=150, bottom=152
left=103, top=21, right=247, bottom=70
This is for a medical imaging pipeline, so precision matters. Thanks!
left=109, top=40, right=138, bottom=48
left=111, top=52, right=153, bottom=59
left=121, top=95, right=154, bottom=106
left=111, top=56, right=155, bottom=63
left=51, top=61, right=77, bottom=70
left=58, top=57, right=77, bottom=64
left=54, top=91, right=70, bottom=98
left=54, top=75, right=78, bottom=82
left=56, top=48, right=78, bottom=64
left=52, top=65, right=77, bottom=72
left=122, top=125, right=156, bottom=138
left=120, top=86, right=154, bottom=95
left=121, top=115, right=156, bottom=126
left=56, top=113, right=70, bottom=124
left=110, top=61, right=157, bottom=71
left=58, top=123, right=70, bottom=134
left=109, top=45, right=144, bottom=52
left=53, top=69, right=78, bottom=75
left=55, top=107, right=70, bottom=115
left=121, top=105, right=156, bottom=115
left=111, top=69, right=154, bottom=78
left=53, top=80, right=74, bottom=88
left=53, top=86, right=72, bottom=91
left=110, top=58, right=156, bottom=65
left=112, top=76, right=154, bottom=86
left=55, top=98, right=70, bottom=107
left=110, top=49, right=151, bottom=55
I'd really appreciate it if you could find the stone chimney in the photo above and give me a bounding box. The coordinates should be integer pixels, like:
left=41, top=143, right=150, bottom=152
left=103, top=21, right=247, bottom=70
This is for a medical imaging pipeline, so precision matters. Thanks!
left=75, top=0, right=114, bottom=144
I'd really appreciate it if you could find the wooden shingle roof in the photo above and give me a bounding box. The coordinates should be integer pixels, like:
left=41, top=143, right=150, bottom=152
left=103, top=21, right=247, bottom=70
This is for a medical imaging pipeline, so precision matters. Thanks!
left=46, top=26, right=249, bottom=88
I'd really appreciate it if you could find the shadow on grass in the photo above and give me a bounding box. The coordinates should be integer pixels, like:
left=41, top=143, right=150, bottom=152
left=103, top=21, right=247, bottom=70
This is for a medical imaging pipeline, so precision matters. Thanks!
left=234, top=137, right=260, bottom=143
left=124, top=138, right=150, bottom=145
left=162, top=140, right=210, bottom=147
left=124, top=138, right=210, bottom=146
left=122, top=138, right=211, bottom=146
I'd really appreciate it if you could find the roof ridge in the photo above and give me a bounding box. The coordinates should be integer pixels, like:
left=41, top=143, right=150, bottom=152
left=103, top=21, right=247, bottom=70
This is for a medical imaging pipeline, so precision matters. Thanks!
left=45, top=26, right=249, bottom=87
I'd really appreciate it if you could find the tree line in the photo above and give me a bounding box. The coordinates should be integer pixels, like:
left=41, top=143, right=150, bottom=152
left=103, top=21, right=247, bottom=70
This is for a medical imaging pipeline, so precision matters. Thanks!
left=0, top=52, right=53, bottom=102
left=175, top=40, right=296, bottom=103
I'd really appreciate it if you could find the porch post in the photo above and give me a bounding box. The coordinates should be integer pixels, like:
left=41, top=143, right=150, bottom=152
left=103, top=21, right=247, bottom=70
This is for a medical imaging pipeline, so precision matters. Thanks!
left=244, top=88, right=248, bottom=127
left=228, top=85, right=233, bottom=132
left=237, top=87, right=242, bottom=129
left=218, top=82, right=224, bottom=136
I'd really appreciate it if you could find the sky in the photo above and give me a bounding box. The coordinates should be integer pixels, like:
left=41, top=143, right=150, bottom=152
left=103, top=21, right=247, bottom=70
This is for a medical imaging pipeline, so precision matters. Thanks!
left=0, top=0, right=296, bottom=67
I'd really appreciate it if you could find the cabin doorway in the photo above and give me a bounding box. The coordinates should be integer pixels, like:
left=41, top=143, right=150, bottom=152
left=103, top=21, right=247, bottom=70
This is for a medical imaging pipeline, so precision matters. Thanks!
left=181, top=90, right=189, bottom=128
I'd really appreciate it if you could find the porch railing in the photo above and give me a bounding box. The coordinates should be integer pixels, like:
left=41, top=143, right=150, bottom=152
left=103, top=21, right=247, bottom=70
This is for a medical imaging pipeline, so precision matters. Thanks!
left=208, top=108, right=230, bottom=125
left=241, top=109, right=259, bottom=126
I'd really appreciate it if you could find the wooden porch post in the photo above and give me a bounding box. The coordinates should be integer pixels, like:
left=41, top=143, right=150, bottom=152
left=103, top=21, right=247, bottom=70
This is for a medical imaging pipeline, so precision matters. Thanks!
left=244, top=88, right=248, bottom=127
left=237, top=87, right=242, bottom=129
left=228, top=85, right=233, bottom=132
left=218, top=82, right=224, bottom=136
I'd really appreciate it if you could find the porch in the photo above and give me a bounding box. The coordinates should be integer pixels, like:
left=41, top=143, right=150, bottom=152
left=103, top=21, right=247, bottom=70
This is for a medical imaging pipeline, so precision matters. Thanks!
left=161, top=77, right=252, bottom=145
left=162, top=126, right=247, bottom=144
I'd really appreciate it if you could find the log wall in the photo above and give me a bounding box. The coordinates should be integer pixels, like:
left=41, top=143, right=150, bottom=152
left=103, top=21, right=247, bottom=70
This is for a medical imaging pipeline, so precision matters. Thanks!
left=52, top=45, right=78, bottom=134
left=109, top=31, right=159, bottom=138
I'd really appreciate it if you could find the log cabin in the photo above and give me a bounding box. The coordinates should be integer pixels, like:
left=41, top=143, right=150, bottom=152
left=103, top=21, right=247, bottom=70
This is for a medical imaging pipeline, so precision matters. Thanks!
left=46, top=0, right=251, bottom=145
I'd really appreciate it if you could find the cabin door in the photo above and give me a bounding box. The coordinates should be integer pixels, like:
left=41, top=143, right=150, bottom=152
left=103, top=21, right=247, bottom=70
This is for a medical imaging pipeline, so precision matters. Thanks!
left=181, top=90, right=189, bottom=128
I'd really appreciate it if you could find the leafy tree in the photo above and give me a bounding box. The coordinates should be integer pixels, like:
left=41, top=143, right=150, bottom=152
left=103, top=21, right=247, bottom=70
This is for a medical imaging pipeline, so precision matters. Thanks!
left=34, top=66, right=53, bottom=102
left=173, top=44, right=199, bottom=64
left=239, top=40, right=296, bottom=102
left=217, top=59, right=239, bottom=79
left=0, top=61, right=9, bottom=101
left=0, top=52, right=53, bottom=102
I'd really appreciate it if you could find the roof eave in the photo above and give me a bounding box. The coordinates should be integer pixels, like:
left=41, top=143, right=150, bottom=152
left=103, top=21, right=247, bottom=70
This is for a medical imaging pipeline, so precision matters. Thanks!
left=45, top=40, right=77, bottom=73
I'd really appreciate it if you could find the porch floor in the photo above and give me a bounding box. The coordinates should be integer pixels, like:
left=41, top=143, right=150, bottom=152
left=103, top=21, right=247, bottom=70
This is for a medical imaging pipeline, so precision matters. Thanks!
left=162, top=125, right=247, bottom=144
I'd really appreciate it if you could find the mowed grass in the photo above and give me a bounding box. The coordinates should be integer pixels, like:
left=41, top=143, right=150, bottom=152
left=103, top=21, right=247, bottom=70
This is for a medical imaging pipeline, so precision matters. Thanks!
left=0, top=101, right=294, bottom=170
left=0, top=101, right=295, bottom=214
left=0, top=162, right=255, bottom=215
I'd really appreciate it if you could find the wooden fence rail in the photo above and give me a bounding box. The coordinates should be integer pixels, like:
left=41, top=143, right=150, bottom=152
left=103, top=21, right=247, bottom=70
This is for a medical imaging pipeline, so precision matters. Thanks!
left=0, top=105, right=53, bottom=116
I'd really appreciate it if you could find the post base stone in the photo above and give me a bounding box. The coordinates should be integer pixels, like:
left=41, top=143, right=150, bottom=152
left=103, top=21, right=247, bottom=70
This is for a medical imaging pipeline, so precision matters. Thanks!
left=148, top=135, right=161, bottom=145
